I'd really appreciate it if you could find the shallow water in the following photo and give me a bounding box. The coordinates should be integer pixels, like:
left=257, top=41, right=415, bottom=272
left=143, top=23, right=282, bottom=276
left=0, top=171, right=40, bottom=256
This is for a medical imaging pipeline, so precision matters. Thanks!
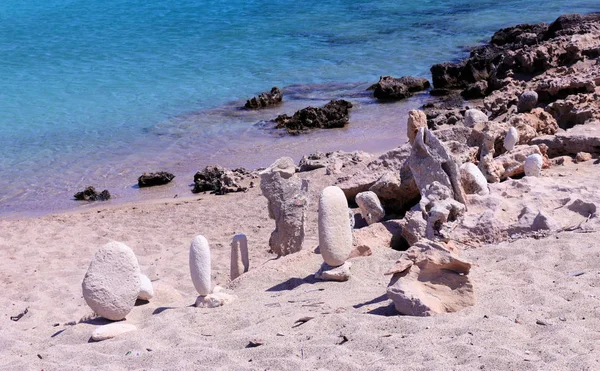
left=0, top=0, right=598, bottom=217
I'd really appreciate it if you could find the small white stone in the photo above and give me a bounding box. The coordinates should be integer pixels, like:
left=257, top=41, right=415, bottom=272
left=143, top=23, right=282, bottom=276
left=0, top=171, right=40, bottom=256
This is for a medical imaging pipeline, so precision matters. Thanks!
left=355, top=191, right=385, bottom=225
left=82, top=242, right=141, bottom=321
left=230, top=234, right=249, bottom=281
left=504, top=127, right=519, bottom=151
left=459, top=163, right=489, bottom=196
left=138, top=274, right=154, bottom=301
left=91, top=323, right=137, bottom=342
left=464, top=109, right=488, bottom=127
left=189, top=235, right=212, bottom=296
left=195, top=291, right=237, bottom=308
left=524, top=154, right=543, bottom=177
left=315, top=261, right=352, bottom=282
left=318, top=186, right=353, bottom=267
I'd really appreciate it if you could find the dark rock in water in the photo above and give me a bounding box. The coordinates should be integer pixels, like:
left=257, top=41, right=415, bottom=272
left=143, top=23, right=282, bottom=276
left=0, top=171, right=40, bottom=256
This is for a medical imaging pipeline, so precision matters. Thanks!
left=74, top=186, right=111, bottom=201
left=491, top=23, right=548, bottom=46
left=192, top=166, right=250, bottom=195
left=372, top=76, right=430, bottom=101
left=137, top=172, right=175, bottom=188
left=273, top=100, right=353, bottom=135
left=245, top=87, right=283, bottom=109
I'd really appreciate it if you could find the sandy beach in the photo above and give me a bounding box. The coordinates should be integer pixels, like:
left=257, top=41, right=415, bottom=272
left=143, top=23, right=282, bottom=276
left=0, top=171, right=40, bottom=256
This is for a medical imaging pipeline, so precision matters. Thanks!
left=2, top=12, right=600, bottom=371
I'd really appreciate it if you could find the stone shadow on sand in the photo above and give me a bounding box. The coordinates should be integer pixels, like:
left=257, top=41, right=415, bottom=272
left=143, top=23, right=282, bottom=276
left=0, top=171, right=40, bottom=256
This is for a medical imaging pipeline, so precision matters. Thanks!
left=266, top=275, right=318, bottom=292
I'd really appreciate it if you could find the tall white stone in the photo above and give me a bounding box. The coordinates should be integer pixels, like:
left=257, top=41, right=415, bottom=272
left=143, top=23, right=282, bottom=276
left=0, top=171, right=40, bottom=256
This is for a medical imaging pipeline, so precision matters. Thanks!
left=82, top=241, right=141, bottom=321
left=318, top=186, right=353, bottom=267
left=138, top=273, right=154, bottom=301
left=189, top=235, right=212, bottom=296
left=355, top=191, right=385, bottom=225
left=230, top=234, right=249, bottom=280
left=524, top=154, right=543, bottom=177
left=504, top=127, right=519, bottom=151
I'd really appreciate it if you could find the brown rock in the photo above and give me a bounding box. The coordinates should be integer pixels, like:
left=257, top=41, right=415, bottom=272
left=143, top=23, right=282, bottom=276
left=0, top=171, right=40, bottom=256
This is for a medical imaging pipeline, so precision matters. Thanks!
left=576, top=152, right=593, bottom=162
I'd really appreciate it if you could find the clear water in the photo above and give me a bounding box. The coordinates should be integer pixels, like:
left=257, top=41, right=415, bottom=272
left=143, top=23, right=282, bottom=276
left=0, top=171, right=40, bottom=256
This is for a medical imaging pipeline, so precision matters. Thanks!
left=0, top=0, right=597, bottom=217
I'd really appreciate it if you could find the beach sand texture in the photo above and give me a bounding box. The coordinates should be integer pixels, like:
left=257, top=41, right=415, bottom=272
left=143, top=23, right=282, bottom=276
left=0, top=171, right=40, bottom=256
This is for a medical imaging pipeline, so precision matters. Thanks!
left=1, top=160, right=599, bottom=370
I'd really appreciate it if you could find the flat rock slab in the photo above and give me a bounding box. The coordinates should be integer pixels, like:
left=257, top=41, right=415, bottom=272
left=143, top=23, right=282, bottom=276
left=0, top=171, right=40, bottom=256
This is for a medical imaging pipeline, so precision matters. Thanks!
left=91, top=323, right=137, bottom=342
left=82, top=242, right=141, bottom=321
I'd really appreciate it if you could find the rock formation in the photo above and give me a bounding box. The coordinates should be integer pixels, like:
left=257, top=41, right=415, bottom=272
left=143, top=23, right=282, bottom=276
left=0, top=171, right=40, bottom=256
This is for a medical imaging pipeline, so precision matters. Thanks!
left=137, top=172, right=175, bottom=188
left=260, top=157, right=308, bottom=256
left=74, top=186, right=111, bottom=201
left=244, top=87, right=283, bottom=109
left=273, top=100, right=353, bottom=134
left=230, top=234, right=249, bottom=280
left=372, top=76, right=430, bottom=101
left=192, top=166, right=252, bottom=194
left=82, top=241, right=141, bottom=321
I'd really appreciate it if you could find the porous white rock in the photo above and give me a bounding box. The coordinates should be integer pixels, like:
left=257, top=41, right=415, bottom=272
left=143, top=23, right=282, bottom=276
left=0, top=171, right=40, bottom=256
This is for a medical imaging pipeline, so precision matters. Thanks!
left=524, top=154, right=543, bottom=177
left=355, top=191, right=385, bottom=225
left=464, top=109, right=488, bottom=128
left=318, top=186, right=353, bottom=267
left=315, top=261, right=352, bottom=282
left=137, top=274, right=154, bottom=301
left=91, top=323, right=137, bottom=342
left=189, top=235, right=212, bottom=296
left=82, top=241, right=141, bottom=321
left=504, top=127, right=519, bottom=151
left=459, top=162, right=489, bottom=196
left=230, top=234, right=249, bottom=280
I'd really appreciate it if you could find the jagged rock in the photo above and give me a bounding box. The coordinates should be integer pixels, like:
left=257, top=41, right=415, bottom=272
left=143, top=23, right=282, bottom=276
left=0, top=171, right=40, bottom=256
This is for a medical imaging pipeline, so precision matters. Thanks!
left=368, top=169, right=419, bottom=214
left=504, top=127, right=519, bottom=151
left=318, top=186, right=353, bottom=267
left=459, top=163, right=489, bottom=196
left=524, top=153, right=543, bottom=177
left=137, top=172, right=175, bottom=188
left=192, top=166, right=251, bottom=194
left=408, top=128, right=467, bottom=207
left=298, top=151, right=371, bottom=172
left=355, top=191, right=385, bottom=225
left=352, top=220, right=405, bottom=250
left=386, top=239, right=474, bottom=316
left=372, top=76, right=430, bottom=101
left=576, top=152, right=593, bottom=162
left=482, top=145, right=543, bottom=182
left=82, top=242, right=141, bottom=321
left=508, top=114, right=538, bottom=144
left=531, top=121, right=600, bottom=156
left=563, top=198, right=597, bottom=217
left=245, top=87, right=283, bottom=109
left=517, top=90, right=538, bottom=113
left=260, top=157, right=308, bottom=256
left=461, top=80, right=488, bottom=99
left=419, top=182, right=466, bottom=241
left=315, top=261, right=352, bottom=282
left=273, top=100, right=353, bottom=134
left=407, top=110, right=427, bottom=145
left=74, top=186, right=111, bottom=201
left=464, top=109, right=488, bottom=128
left=397, top=210, right=428, bottom=246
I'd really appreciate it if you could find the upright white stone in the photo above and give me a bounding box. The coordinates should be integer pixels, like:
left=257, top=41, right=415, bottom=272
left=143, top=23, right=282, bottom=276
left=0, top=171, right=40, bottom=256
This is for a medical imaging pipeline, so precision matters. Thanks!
left=318, top=186, right=353, bottom=267
left=230, top=234, right=249, bottom=280
left=464, top=109, right=488, bottom=127
left=138, top=274, right=154, bottom=301
left=524, top=154, right=543, bottom=177
left=355, top=191, right=385, bottom=225
left=504, top=127, right=519, bottom=151
left=189, top=235, right=212, bottom=296
left=82, top=241, right=141, bottom=321
left=459, top=163, right=489, bottom=196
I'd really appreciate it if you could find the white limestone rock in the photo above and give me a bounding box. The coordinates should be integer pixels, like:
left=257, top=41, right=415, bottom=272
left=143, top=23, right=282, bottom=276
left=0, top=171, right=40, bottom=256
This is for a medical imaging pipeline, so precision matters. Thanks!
left=91, top=323, right=137, bottom=342
left=407, top=109, right=427, bottom=145
left=230, top=234, right=249, bottom=280
left=504, top=127, right=519, bottom=151
left=82, top=241, right=141, bottom=321
left=524, top=153, right=543, bottom=177
left=318, top=186, right=353, bottom=267
left=459, top=162, right=489, bottom=196
left=464, top=109, right=488, bottom=128
left=355, top=191, right=385, bottom=225
left=315, top=261, right=352, bottom=282
left=138, top=274, right=154, bottom=301
left=189, top=235, right=212, bottom=296
left=195, top=286, right=237, bottom=308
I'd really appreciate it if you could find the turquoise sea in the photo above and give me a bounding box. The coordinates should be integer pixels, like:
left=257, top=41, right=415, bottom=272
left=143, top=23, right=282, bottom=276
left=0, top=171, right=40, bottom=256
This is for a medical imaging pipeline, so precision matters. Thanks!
left=0, top=0, right=598, bottom=217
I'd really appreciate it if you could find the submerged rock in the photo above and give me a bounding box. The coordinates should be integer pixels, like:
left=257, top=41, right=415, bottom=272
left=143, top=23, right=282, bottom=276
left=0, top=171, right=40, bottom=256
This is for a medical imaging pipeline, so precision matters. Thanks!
left=273, top=100, right=353, bottom=134
left=245, top=87, right=283, bottom=109
left=74, top=186, right=111, bottom=201
left=137, top=172, right=175, bottom=188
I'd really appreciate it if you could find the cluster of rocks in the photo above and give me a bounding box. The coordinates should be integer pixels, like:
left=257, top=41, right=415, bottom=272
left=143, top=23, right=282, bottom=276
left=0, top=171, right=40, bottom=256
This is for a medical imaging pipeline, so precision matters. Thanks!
left=370, top=75, right=431, bottom=101
left=244, top=87, right=283, bottom=109
left=273, top=100, right=353, bottom=134
left=74, top=186, right=111, bottom=201
left=192, top=166, right=255, bottom=195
